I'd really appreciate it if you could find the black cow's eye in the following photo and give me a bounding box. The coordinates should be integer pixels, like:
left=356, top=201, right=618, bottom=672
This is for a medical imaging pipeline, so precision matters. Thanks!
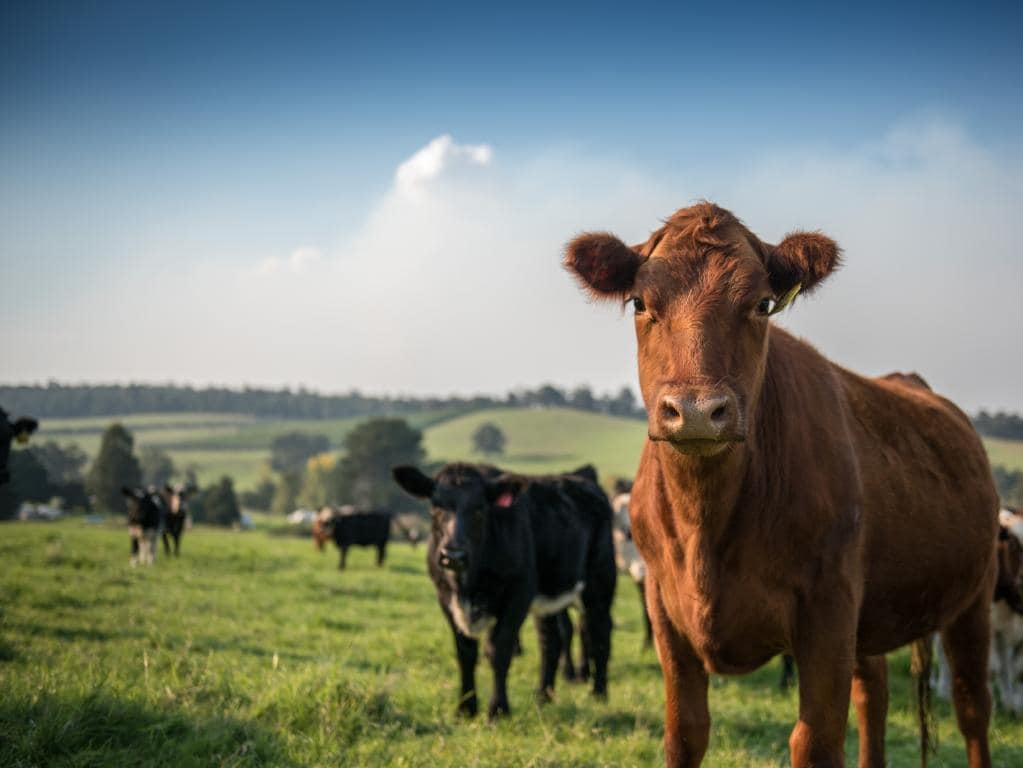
left=632, top=297, right=646, bottom=313
left=756, top=297, right=773, bottom=316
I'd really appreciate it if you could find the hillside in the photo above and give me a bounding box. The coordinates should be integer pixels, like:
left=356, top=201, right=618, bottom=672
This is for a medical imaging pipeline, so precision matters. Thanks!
left=423, top=407, right=646, bottom=483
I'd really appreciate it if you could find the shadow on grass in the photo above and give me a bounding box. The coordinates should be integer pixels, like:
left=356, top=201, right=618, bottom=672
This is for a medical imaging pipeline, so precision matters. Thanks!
left=10, top=621, right=146, bottom=644
left=0, top=692, right=295, bottom=768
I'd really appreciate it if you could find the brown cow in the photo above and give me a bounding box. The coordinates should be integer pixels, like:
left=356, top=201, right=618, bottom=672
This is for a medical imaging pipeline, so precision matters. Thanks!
left=565, top=202, right=999, bottom=767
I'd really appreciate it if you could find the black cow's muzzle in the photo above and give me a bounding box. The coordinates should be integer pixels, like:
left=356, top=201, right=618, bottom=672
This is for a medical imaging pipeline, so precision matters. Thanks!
left=439, top=546, right=468, bottom=572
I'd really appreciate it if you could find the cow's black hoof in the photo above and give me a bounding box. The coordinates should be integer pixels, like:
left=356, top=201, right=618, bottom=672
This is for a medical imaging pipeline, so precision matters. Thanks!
left=535, top=687, right=555, bottom=705
left=487, top=699, right=510, bottom=719
left=456, top=696, right=479, bottom=718
left=590, top=687, right=608, bottom=702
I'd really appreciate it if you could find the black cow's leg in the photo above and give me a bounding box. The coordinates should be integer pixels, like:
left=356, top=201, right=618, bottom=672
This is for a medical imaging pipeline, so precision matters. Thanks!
left=162, top=531, right=171, bottom=557
left=339, top=546, right=348, bottom=570
left=377, top=541, right=386, bottom=567
left=558, top=610, right=578, bottom=681
left=577, top=612, right=592, bottom=682
left=535, top=613, right=563, bottom=702
left=486, top=615, right=524, bottom=719
left=638, top=580, right=653, bottom=648
left=582, top=593, right=612, bottom=699
left=174, top=533, right=180, bottom=557
left=442, top=609, right=479, bottom=717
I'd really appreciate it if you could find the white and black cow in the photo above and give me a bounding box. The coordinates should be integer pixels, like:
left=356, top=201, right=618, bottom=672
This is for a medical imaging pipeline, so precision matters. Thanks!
left=609, top=484, right=654, bottom=650
left=0, top=408, right=38, bottom=486
left=392, top=461, right=617, bottom=718
left=122, top=486, right=165, bottom=567
left=934, top=508, right=1023, bottom=715
left=161, top=484, right=194, bottom=557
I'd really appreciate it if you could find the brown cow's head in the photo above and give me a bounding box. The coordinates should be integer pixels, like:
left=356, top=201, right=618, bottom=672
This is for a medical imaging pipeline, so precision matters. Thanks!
left=565, top=202, right=840, bottom=456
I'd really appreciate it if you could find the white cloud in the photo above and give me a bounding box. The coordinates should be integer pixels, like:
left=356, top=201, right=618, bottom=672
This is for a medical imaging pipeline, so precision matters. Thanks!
left=394, top=134, right=493, bottom=194
left=2, top=122, right=1021, bottom=412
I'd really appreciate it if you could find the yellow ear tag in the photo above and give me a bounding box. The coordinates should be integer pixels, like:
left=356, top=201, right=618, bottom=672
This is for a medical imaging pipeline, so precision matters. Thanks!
left=769, top=283, right=802, bottom=316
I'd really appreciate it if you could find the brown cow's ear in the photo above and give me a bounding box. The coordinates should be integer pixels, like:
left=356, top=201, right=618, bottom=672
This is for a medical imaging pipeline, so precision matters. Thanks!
left=564, top=232, right=643, bottom=301
left=392, top=466, right=435, bottom=499
left=766, top=231, right=841, bottom=297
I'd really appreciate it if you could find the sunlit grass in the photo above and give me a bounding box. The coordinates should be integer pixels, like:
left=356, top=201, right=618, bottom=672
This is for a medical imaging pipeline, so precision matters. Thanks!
left=2, top=519, right=1020, bottom=767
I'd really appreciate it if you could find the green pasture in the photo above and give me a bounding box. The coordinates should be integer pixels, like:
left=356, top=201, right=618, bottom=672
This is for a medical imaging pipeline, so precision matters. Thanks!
left=1, top=519, right=1021, bottom=767
left=984, top=437, right=1023, bottom=473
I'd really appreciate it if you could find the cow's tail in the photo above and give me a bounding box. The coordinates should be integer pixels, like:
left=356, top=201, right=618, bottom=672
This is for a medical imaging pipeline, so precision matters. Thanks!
left=910, top=635, right=937, bottom=768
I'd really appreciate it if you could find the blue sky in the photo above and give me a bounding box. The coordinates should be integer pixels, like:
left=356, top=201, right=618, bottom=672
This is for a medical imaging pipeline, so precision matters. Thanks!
left=2, top=2, right=1022, bottom=409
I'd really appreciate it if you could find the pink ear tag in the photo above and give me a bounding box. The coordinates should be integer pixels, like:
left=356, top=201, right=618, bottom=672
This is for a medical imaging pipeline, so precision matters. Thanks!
left=495, top=491, right=515, bottom=508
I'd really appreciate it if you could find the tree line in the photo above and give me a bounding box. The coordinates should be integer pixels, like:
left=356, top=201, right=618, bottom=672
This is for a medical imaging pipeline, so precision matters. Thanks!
left=0, top=382, right=647, bottom=420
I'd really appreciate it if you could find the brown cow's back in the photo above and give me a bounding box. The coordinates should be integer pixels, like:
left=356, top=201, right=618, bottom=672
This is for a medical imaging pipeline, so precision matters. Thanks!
left=840, top=364, right=998, bottom=652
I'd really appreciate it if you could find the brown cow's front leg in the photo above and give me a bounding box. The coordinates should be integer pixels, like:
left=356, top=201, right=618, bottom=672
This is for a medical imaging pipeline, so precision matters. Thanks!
left=850, top=654, right=887, bottom=768
left=790, top=606, right=856, bottom=768
left=647, top=578, right=709, bottom=767
left=942, top=586, right=993, bottom=768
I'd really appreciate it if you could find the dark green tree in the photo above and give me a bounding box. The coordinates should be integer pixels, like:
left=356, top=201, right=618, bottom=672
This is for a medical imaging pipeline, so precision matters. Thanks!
left=86, top=424, right=142, bottom=513
left=139, top=446, right=175, bottom=487
left=569, top=386, right=596, bottom=412
left=333, top=418, right=424, bottom=510
left=472, top=422, right=506, bottom=456
left=0, top=449, right=51, bottom=519
left=29, top=441, right=88, bottom=484
left=196, top=476, right=241, bottom=527
left=270, top=432, right=331, bottom=472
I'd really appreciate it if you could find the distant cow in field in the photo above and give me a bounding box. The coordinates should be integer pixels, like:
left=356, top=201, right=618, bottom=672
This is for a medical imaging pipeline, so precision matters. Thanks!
left=934, top=509, right=1023, bottom=716
left=0, top=408, right=38, bottom=485
left=160, top=484, right=194, bottom=557
left=122, top=486, right=164, bottom=567
left=565, top=202, right=999, bottom=767
left=393, top=462, right=616, bottom=718
left=319, top=506, right=392, bottom=569
left=312, top=506, right=334, bottom=551
left=610, top=486, right=653, bottom=649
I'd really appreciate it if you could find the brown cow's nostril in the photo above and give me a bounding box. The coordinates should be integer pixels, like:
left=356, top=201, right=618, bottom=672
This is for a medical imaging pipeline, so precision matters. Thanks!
left=660, top=400, right=681, bottom=421
left=711, top=404, right=728, bottom=424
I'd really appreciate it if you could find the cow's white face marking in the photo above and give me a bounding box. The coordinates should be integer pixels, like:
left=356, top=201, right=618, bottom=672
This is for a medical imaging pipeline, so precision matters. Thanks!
left=530, top=581, right=585, bottom=617
left=449, top=596, right=495, bottom=638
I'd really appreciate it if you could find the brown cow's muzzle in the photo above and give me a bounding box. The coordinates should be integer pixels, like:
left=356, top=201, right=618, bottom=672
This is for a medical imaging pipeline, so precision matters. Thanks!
left=651, top=386, right=745, bottom=455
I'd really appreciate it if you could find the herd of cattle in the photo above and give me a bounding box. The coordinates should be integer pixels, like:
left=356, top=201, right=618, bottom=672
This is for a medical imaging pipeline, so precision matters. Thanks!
left=3, top=202, right=1023, bottom=765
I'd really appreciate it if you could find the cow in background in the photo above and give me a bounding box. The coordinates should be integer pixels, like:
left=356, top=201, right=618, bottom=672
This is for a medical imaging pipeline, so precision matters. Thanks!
left=312, top=506, right=335, bottom=551
left=393, top=461, right=616, bottom=718
left=320, top=506, right=392, bottom=569
left=161, top=484, right=194, bottom=557
left=0, top=408, right=38, bottom=485
left=610, top=480, right=653, bottom=649
left=934, top=509, right=1023, bottom=715
left=122, top=486, right=164, bottom=566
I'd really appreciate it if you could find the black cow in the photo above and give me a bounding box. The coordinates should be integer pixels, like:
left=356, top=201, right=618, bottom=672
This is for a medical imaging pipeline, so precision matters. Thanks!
left=0, top=408, right=38, bottom=485
left=323, top=508, right=392, bottom=569
left=161, top=484, right=194, bottom=557
left=392, top=462, right=617, bottom=718
left=122, top=486, right=164, bottom=566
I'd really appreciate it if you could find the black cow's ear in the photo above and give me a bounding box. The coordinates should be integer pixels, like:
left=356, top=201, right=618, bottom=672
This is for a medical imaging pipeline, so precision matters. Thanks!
left=164, top=484, right=174, bottom=494
left=765, top=231, right=841, bottom=298
left=121, top=486, right=136, bottom=498
left=392, top=466, right=435, bottom=499
left=13, top=418, right=38, bottom=436
left=564, top=232, right=643, bottom=301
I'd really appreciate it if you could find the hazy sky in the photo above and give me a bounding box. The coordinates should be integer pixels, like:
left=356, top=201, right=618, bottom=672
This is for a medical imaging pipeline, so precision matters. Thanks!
left=2, top=2, right=1022, bottom=411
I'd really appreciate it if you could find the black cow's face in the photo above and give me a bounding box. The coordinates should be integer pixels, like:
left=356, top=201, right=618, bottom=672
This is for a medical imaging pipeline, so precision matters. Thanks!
left=0, top=411, right=38, bottom=486
left=393, top=463, right=527, bottom=637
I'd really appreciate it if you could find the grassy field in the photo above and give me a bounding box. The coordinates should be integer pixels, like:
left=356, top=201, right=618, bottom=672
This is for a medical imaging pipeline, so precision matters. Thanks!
left=984, top=437, right=1023, bottom=472
left=2, top=519, right=1021, bottom=767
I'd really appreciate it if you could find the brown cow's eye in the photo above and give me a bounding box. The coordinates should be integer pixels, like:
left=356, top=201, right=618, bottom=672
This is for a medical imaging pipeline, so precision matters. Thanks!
left=756, top=297, right=773, bottom=316
left=632, top=297, right=646, bottom=313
